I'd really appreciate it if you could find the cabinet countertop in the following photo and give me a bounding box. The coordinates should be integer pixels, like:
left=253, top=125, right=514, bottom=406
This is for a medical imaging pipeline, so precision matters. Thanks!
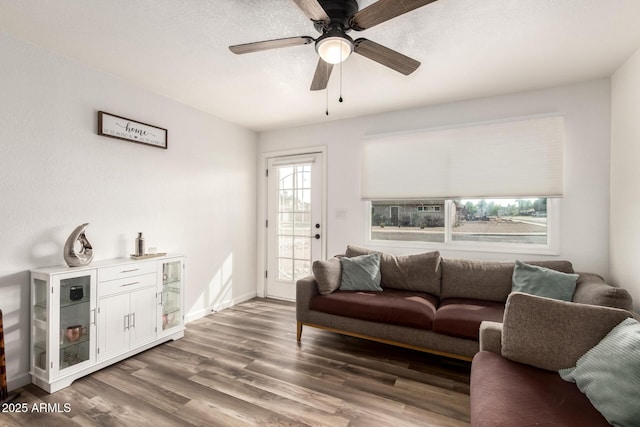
left=31, top=254, right=185, bottom=274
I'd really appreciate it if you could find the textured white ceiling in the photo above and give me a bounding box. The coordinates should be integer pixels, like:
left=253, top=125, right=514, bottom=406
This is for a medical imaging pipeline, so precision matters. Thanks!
left=2, top=0, right=640, bottom=131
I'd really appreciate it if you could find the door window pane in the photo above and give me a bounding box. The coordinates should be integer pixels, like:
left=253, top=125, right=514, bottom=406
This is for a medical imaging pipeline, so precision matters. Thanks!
left=278, top=213, right=293, bottom=234
left=278, top=258, right=293, bottom=281
left=279, top=190, right=293, bottom=212
left=293, top=213, right=311, bottom=236
left=294, top=260, right=310, bottom=281
left=279, top=167, right=294, bottom=189
left=294, top=237, right=311, bottom=260
left=278, top=236, right=294, bottom=258
left=297, top=167, right=311, bottom=189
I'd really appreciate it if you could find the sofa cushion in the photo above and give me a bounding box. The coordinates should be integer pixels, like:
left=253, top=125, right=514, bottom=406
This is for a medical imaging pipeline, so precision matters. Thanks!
left=471, top=351, right=610, bottom=426
left=309, top=289, right=438, bottom=330
left=339, top=253, right=382, bottom=292
left=512, top=260, right=579, bottom=301
left=559, top=318, right=640, bottom=427
left=574, top=273, right=634, bottom=311
left=312, top=258, right=342, bottom=295
left=441, top=258, right=575, bottom=302
left=501, top=292, right=632, bottom=372
left=345, top=245, right=441, bottom=295
left=433, top=298, right=505, bottom=340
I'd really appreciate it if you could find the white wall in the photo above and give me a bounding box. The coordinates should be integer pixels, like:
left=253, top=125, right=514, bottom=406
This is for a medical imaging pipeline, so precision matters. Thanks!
left=0, top=33, right=258, bottom=389
left=611, top=47, right=640, bottom=312
left=258, top=80, right=612, bottom=276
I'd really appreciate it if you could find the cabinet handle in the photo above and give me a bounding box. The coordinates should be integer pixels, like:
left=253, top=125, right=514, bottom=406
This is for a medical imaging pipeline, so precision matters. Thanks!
left=124, top=314, right=129, bottom=331
left=120, top=268, right=140, bottom=273
left=120, top=281, right=140, bottom=287
left=158, top=291, right=163, bottom=306
left=91, top=309, right=96, bottom=326
left=131, top=312, right=136, bottom=328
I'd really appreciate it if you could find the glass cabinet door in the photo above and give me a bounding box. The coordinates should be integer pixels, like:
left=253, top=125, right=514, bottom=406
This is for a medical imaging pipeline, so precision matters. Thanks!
left=31, top=269, right=96, bottom=382
left=161, top=260, right=182, bottom=333
left=32, top=278, right=49, bottom=373
left=58, top=275, right=93, bottom=371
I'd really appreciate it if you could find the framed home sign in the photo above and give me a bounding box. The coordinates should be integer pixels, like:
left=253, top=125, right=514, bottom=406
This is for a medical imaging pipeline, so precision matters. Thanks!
left=98, top=111, right=168, bottom=149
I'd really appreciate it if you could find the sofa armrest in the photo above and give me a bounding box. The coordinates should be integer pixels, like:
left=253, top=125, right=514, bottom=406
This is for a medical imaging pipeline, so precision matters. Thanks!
left=573, top=272, right=633, bottom=311
left=501, top=292, right=632, bottom=371
left=296, top=276, right=319, bottom=323
left=479, top=321, right=502, bottom=354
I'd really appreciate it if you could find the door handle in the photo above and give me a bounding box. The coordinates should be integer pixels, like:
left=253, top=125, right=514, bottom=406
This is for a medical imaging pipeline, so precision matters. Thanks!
left=120, top=281, right=140, bottom=287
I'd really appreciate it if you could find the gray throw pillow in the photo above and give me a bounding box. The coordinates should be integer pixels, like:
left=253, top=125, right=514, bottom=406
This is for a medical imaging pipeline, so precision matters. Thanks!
left=512, top=260, right=578, bottom=301
left=559, top=318, right=640, bottom=426
left=312, top=258, right=342, bottom=295
left=345, top=245, right=441, bottom=295
left=340, top=253, right=382, bottom=291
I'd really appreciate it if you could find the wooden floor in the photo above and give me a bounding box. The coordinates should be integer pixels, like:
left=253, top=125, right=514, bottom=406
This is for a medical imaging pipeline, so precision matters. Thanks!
left=6, top=298, right=471, bottom=426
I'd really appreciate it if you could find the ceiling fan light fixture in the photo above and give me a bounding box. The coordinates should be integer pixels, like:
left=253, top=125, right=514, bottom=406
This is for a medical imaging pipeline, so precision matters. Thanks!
left=316, top=35, right=353, bottom=64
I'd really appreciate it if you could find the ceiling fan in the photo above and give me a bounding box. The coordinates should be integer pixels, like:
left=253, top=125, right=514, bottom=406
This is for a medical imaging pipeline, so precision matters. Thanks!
left=229, top=0, right=437, bottom=91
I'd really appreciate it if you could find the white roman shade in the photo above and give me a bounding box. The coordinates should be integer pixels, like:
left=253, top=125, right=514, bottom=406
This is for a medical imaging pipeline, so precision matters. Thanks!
left=361, top=116, right=565, bottom=200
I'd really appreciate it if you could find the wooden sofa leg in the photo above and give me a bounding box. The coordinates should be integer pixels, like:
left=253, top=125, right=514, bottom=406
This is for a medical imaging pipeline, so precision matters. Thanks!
left=296, top=322, right=303, bottom=342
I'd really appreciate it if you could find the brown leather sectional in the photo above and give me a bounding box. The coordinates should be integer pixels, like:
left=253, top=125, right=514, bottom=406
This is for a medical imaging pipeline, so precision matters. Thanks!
left=471, top=292, right=635, bottom=425
left=296, top=245, right=633, bottom=361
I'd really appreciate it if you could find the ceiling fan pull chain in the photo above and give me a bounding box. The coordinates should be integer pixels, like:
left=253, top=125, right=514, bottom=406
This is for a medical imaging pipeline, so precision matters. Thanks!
left=325, top=84, right=329, bottom=116
left=339, top=59, right=344, bottom=103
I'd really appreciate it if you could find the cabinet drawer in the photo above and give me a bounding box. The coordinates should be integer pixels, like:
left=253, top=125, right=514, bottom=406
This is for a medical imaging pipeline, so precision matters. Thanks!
left=98, top=261, right=156, bottom=283
left=98, top=272, right=157, bottom=297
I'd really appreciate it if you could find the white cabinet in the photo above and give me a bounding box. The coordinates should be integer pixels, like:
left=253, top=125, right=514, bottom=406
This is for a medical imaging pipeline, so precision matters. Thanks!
left=30, top=255, right=185, bottom=393
left=96, top=266, right=158, bottom=362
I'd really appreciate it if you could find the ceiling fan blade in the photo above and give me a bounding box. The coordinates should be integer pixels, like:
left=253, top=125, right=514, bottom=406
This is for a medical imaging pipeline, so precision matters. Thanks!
left=291, top=0, right=329, bottom=21
left=310, top=59, right=334, bottom=91
left=229, top=36, right=314, bottom=55
left=351, top=0, right=437, bottom=30
left=354, top=38, right=420, bottom=75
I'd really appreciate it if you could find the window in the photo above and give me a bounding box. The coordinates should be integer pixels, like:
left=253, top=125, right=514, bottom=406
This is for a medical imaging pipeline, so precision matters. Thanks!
left=417, top=205, right=441, bottom=212
left=361, top=116, right=564, bottom=254
left=369, top=198, right=557, bottom=253
left=452, top=199, right=548, bottom=245
left=372, top=200, right=445, bottom=243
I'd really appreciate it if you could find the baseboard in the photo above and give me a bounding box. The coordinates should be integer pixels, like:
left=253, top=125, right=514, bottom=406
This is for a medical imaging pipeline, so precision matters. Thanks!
left=185, top=291, right=257, bottom=323
left=8, top=372, right=31, bottom=392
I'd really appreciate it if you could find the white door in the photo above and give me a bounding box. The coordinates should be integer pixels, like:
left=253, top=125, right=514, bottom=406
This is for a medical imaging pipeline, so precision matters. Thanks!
left=130, top=287, right=157, bottom=348
left=97, top=293, right=129, bottom=361
left=266, top=153, right=324, bottom=300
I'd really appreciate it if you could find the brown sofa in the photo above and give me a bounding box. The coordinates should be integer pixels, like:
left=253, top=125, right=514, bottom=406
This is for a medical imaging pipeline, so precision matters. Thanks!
left=471, top=292, right=634, bottom=426
left=296, top=246, right=633, bottom=361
